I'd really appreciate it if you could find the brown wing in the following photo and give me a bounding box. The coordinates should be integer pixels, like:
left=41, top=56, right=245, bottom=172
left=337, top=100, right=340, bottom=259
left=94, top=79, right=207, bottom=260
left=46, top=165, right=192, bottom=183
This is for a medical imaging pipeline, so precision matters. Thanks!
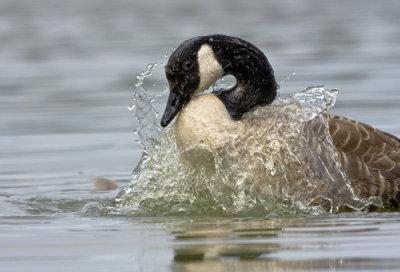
left=325, top=114, right=400, bottom=208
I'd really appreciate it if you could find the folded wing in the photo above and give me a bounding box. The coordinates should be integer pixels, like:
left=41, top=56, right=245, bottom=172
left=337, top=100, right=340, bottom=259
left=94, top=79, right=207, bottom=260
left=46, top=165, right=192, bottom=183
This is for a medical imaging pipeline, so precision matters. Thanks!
left=326, top=114, right=400, bottom=207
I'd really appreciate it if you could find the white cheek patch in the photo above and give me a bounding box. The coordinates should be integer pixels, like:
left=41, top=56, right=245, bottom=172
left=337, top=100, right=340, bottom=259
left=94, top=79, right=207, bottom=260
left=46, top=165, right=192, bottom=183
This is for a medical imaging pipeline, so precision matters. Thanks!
left=195, top=44, right=224, bottom=94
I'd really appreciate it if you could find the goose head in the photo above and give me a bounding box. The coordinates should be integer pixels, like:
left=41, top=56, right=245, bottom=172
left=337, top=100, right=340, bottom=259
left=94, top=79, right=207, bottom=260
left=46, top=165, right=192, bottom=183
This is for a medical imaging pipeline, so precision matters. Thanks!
left=161, top=34, right=278, bottom=127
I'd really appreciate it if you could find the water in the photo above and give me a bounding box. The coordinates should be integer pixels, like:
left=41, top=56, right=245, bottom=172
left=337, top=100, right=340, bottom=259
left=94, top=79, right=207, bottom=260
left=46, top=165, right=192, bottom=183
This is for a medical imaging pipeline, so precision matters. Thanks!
left=1, top=0, right=400, bottom=271
left=115, top=83, right=372, bottom=216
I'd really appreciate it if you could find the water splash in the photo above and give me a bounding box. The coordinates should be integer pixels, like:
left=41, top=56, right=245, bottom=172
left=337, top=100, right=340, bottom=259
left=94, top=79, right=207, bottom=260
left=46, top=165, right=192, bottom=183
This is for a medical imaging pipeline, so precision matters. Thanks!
left=289, top=85, right=338, bottom=119
left=109, top=64, right=372, bottom=216
left=129, top=63, right=161, bottom=152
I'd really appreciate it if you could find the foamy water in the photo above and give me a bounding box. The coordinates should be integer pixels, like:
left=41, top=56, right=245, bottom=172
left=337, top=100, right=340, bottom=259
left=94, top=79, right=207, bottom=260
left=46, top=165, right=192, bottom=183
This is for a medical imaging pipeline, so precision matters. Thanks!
left=111, top=64, right=376, bottom=217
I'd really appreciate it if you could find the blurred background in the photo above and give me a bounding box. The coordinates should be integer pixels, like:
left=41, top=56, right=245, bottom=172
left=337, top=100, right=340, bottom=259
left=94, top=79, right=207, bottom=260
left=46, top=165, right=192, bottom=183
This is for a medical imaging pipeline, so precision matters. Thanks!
left=0, top=0, right=399, bottom=175
left=1, top=1, right=400, bottom=270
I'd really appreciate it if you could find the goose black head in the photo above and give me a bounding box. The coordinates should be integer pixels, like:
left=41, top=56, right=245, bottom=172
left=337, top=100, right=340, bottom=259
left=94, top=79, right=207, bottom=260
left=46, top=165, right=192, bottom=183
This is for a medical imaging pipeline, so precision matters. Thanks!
left=161, top=34, right=278, bottom=127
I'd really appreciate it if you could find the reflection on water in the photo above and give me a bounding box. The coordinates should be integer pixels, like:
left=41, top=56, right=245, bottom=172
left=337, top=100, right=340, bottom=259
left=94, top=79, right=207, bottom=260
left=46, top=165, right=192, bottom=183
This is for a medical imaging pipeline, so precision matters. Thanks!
left=172, top=219, right=283, bottom=263
left=1, top=214, right=399, bottom=271
left=169, top=215, right=400, bottom=271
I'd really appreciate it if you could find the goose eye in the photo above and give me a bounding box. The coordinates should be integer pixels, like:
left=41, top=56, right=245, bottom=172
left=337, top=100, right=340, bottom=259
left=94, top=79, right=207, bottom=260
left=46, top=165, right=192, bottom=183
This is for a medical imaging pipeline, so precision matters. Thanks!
left=182, top=60, right=193, bottom=71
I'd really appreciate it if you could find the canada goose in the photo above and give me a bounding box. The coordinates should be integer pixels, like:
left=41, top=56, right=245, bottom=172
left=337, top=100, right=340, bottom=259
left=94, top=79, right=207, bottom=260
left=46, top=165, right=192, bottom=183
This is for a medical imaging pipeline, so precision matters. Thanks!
left=160, top=34, right=400, bottom=208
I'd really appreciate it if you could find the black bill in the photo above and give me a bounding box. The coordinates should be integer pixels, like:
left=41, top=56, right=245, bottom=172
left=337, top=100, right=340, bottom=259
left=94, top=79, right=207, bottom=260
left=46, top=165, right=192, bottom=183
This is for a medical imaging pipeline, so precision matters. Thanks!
left=160, top=89, right=190, bottom=127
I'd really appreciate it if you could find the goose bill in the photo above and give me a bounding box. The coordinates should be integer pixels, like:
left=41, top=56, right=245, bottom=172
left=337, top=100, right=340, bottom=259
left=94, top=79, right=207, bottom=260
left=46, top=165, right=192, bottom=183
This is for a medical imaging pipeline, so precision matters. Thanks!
left=160, top=89, right=190, bottom=127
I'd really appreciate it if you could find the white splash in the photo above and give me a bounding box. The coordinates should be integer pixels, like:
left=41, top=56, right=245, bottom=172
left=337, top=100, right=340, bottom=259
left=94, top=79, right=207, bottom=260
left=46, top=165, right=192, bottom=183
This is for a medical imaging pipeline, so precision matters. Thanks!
left=110, top=65, right=371, bottom=216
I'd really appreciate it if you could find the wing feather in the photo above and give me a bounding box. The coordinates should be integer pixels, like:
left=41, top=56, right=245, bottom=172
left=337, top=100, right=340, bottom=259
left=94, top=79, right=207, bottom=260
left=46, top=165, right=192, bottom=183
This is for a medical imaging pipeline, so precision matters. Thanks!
left=325, top=114, right=400, bottom=207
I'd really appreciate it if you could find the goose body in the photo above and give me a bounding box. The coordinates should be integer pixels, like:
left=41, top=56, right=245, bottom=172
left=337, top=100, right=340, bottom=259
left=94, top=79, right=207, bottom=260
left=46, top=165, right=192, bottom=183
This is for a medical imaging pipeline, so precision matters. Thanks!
left=161, top=34, right=400, bottom=208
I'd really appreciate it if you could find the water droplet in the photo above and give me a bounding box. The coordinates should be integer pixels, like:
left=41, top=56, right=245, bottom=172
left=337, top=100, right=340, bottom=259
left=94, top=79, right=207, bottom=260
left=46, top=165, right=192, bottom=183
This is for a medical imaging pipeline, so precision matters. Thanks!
left=128, top=104, right=135, bottom=111
left=81, top=202, right=105, bottom=217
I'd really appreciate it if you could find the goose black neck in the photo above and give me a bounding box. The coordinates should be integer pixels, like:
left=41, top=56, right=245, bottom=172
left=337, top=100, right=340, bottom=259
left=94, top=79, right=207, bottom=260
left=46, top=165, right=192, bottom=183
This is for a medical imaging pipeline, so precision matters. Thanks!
left=209, top=35, right=278, bottom=120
